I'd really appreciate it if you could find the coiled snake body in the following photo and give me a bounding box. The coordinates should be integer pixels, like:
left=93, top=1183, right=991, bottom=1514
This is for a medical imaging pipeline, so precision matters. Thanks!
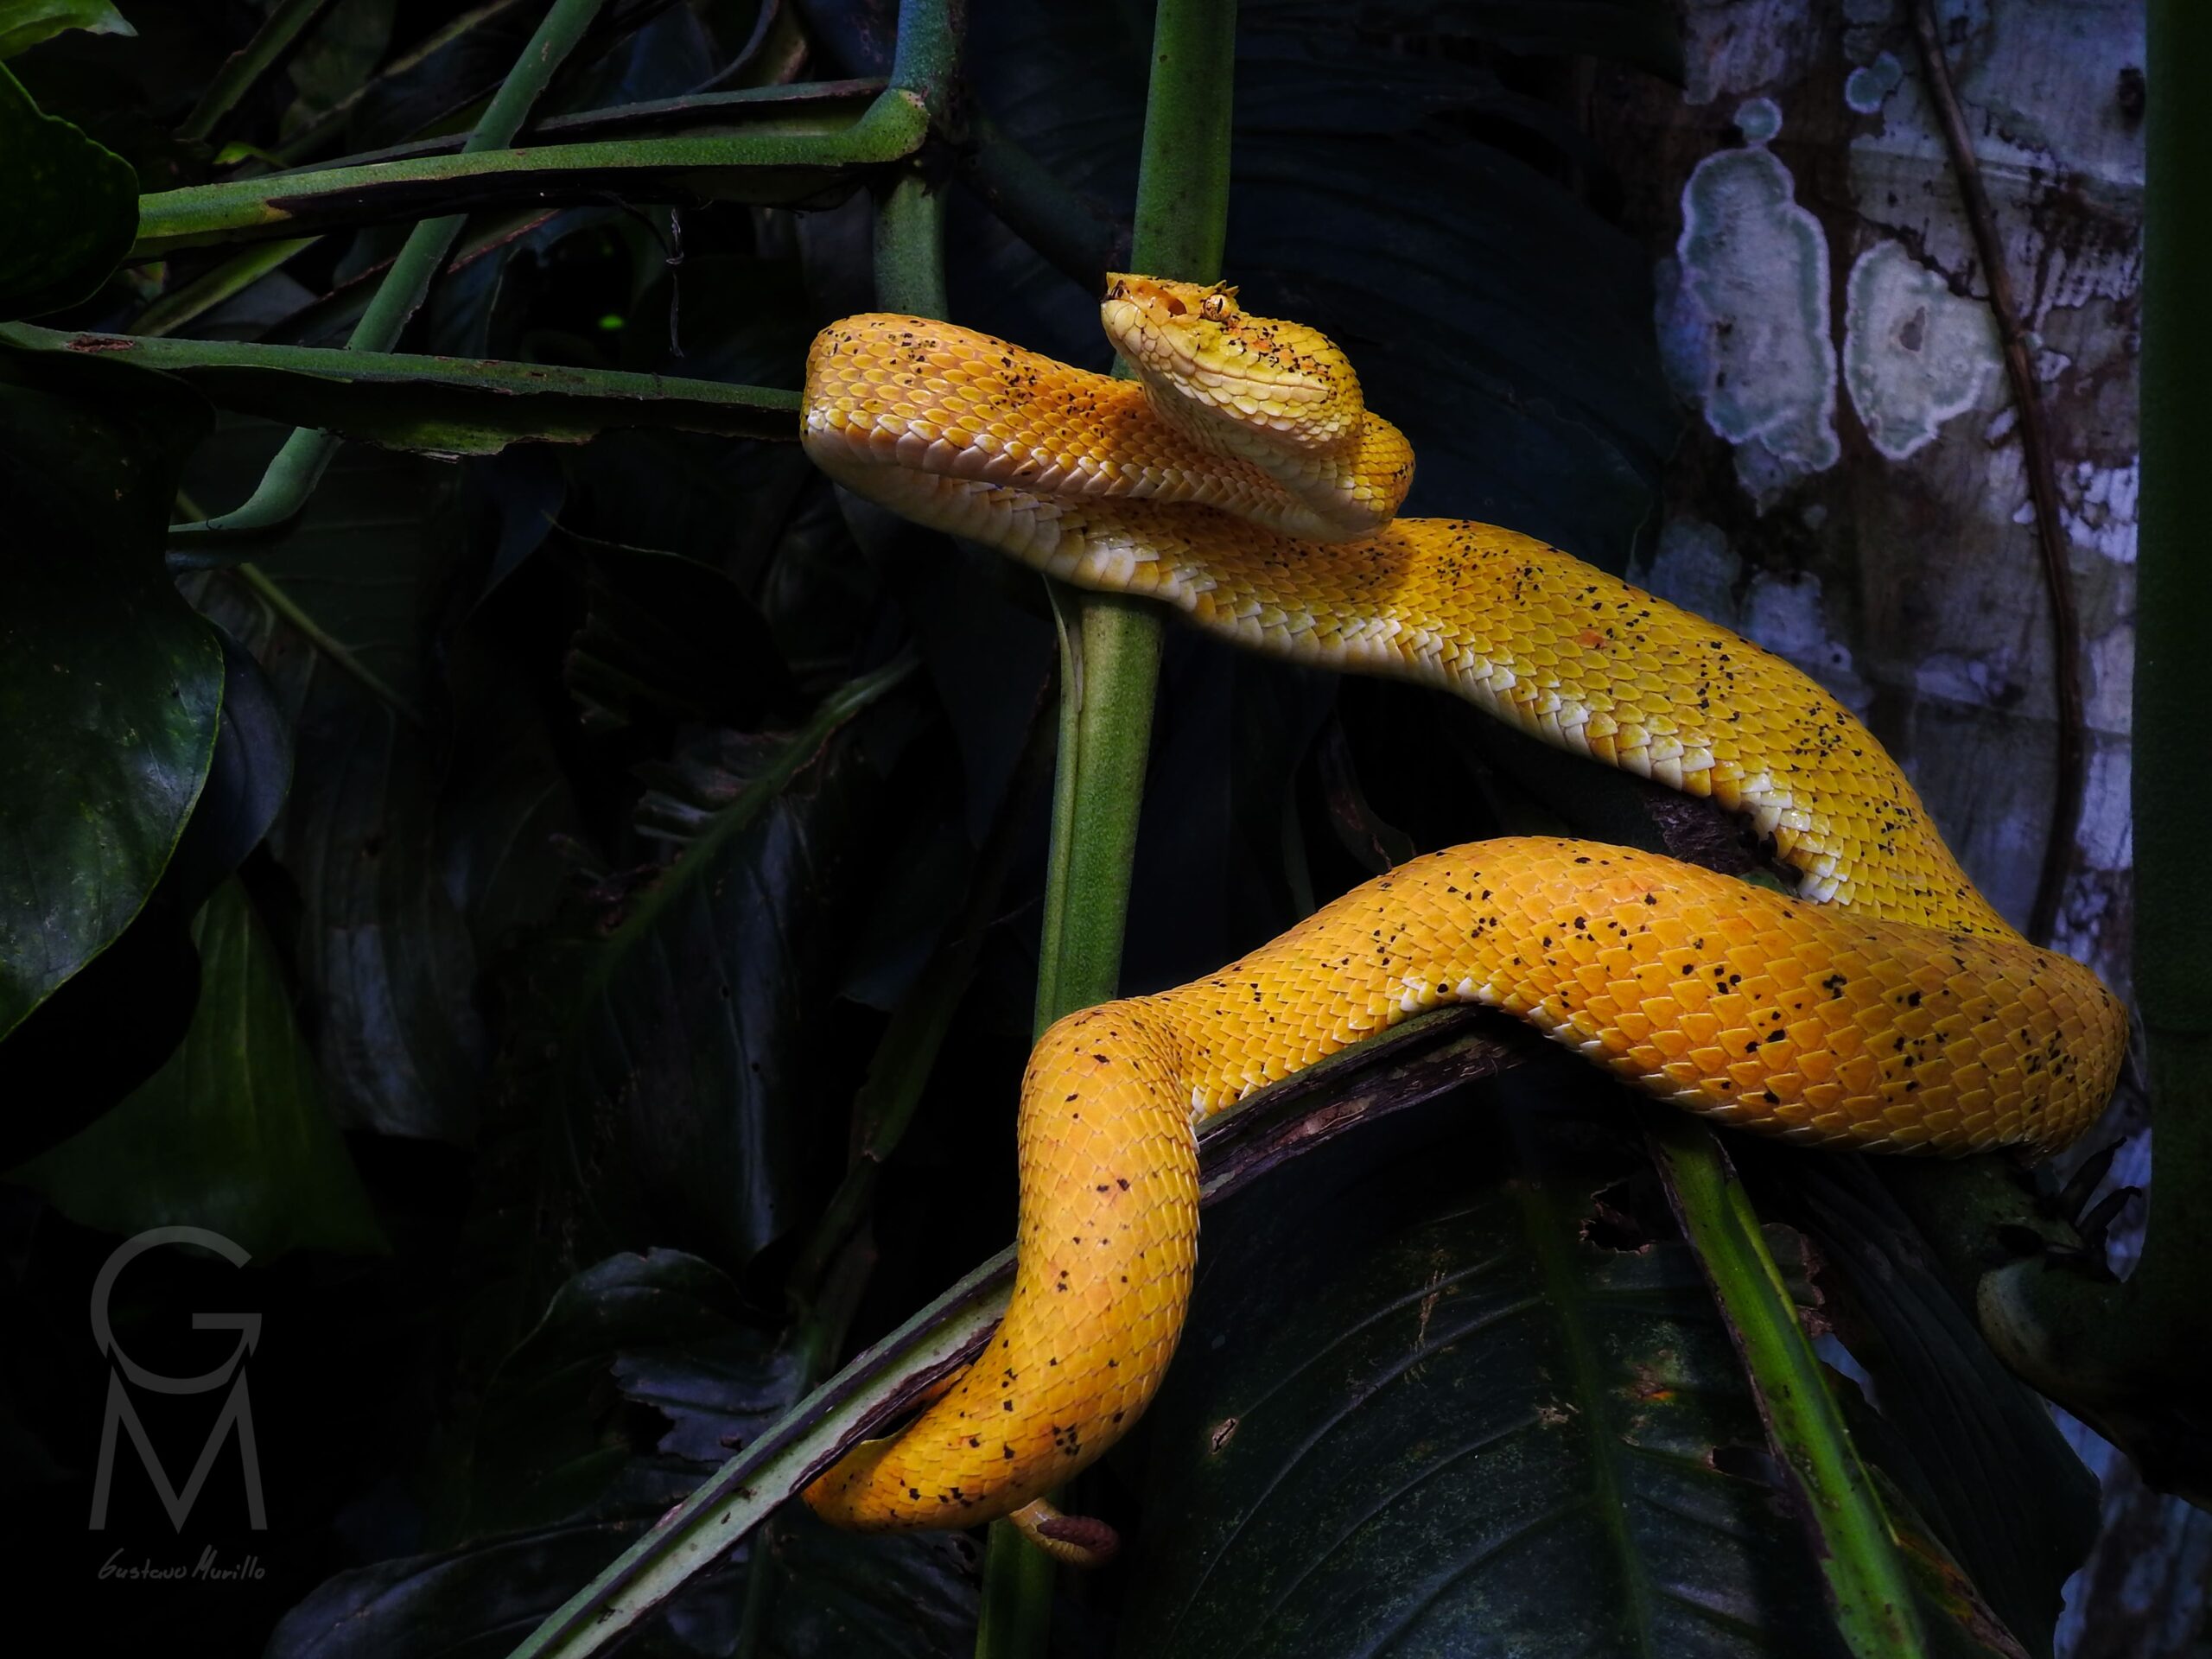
left=798, top=276, right=2124, bottom=1562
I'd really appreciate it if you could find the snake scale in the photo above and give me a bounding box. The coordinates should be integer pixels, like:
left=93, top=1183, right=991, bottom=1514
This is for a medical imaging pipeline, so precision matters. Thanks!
left=796, top=275, right=2125, bottom=1563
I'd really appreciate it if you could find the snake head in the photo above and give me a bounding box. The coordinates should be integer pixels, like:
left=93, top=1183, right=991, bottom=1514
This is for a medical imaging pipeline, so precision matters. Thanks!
left=1101, top=272, right=1363, bottom=448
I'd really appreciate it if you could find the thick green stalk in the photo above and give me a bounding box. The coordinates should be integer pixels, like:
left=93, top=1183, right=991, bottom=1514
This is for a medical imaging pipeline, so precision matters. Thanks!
left=130, top=0, right=966, bottom=260
left=975, top=1525, right=1055, bottom=1659
left=132, top=118, right=906, bottom=258
left=1970, top=0, right=2212, bottom=1480
left=885, top=0, right=965, bottom=123
left=1122, top=0, right=1236, bottom=284
left=1647, top=1119, right=1928, bottom=1656
left=167, top=0, right=612, bottom=545
left=275, top=81, right=883, bottom=176
left=855, top=34, right=1077, bottom=1651
left=2, top=324, right=795, bottom=478
left=2127, top=0, right=2212, bottom=1296
left=874, top=171, right=950, bottom=316
left=781, top=0, right=957, bottom=1317
left=1031, top=0, right=1237, bottom=1036
left=985, top=3, right=1242, bottom=1653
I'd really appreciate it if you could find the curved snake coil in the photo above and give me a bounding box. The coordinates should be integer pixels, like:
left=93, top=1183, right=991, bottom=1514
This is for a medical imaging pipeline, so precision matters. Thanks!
left=797, top=275, right=2125, bottom=1563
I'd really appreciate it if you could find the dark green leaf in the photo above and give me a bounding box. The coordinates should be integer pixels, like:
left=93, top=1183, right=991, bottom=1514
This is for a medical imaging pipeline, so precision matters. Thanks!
left=267, top=1249, right=979, bottom=1659
left=439, top=633, right=586, bottom=959
left=0, top=63, right=135, bottom=317
left=551, top=657, right=916, bottom=1265
left=264, top=1521, right=680, bottom=1659
left=183, top=440, right=485, bottom=1140
left=164, top=622, right=295, bottom=900
left=280, top=0, right=396, bottom=137
left=1122, top=1073, right=1849, bottom=1657
left=0, top=888, right=201, bottom=1160
left=563, top=537, right=801, bottom=733
left=10, top=877, right=387, bottom=1257
left=0, top=350, right=219, bottom=1042
left=0, top=0, right=136, bottom=60
left=264, top=1493, right=980, bottom=1659
left=461, top=1249, right=800, bottom=1538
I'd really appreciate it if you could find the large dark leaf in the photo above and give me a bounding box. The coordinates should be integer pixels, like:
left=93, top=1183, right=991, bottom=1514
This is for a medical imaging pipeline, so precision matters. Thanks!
left=10, top=877, right=386, bottom=1258
left=563, top=536, right=802, bottom=734
left=267, top=1249, right=979, bottom=1659
left=1122, top=1068, right=1848, bottom=1657
left=458, top=1249, right=803, bottom=1538
left=550, top=658, right=915, bottom=1267
left=438, top=632, right=587, bottom=962
left=183, top=438, right=486, bottom=1141
left=0, top=3, right=135, bottom=62
left=0, top=64, right=135, bottom=318
left=0, top=349, right=218, bottom=1077
left=266, top=1476, right=979, bottom=1659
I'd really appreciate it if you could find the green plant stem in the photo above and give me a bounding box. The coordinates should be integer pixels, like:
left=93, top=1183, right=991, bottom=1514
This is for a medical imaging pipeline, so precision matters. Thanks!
left=130, top=238, right=321, bottom=337
left=988, top=1, right=1242, bottom=1650
left=786, top=2, right=959, bottom=1303
left=1122, top=0, right=1236, bottom=282
left=2, top=326, right=795, bottom=487
left=175, top=0, right=340, bottom=146
left=834, top=27, right=1071, bottom=1656
left=1647, top=1118, right=1929, bottom=1657
left=134, top=118, right=909, bottom=258
left=885, top=0, right=965, bottom=122
left=874, top=171, right=950, bottom=315
left=282, top=80, right=885, bottom=175
left=975, top=1526, right=1056, bottom=1659
left=167, top=0, right=611, bottom=546
left=128, top=0, right=968, bottom=264
left=1031, top=0, right=1237, bottom=1038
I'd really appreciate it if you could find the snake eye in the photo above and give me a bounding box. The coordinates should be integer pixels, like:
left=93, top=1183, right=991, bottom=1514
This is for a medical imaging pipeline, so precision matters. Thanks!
left=1200, top=292, right=1229, bottom=320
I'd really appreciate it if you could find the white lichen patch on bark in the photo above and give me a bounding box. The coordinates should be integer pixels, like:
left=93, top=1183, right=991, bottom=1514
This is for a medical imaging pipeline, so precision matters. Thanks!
left=1662, top=103, right=1840, bottom=506
left=1844, top=53, right=1903, bottom=114
left=1842, top=240, right=2002, bottom=461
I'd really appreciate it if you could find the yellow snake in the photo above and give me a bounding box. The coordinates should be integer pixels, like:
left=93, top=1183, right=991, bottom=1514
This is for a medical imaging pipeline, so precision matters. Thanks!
left=795, top=275, right=2125, bottom=1563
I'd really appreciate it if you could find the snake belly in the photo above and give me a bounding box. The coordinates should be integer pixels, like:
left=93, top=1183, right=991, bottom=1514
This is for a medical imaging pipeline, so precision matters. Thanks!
left=796, top=276, right=2126, bottom=1552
